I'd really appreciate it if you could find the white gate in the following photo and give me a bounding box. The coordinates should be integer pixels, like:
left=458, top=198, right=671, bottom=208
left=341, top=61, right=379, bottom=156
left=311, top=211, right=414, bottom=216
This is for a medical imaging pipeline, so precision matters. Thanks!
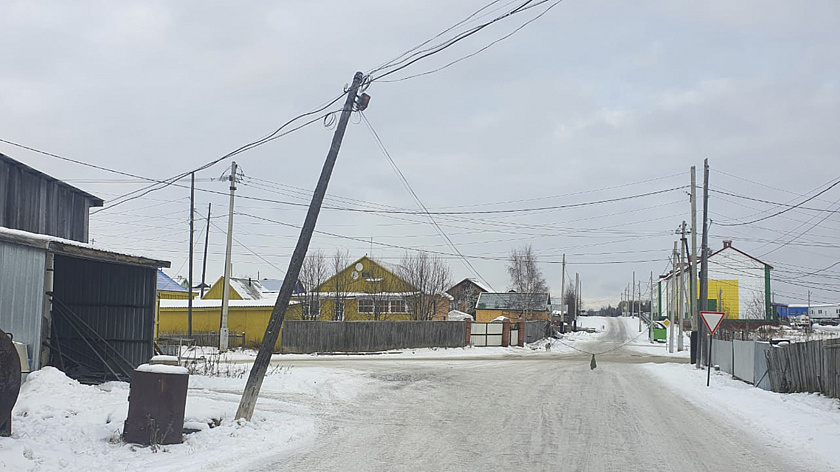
left=470, top=322, right=504, bottom=346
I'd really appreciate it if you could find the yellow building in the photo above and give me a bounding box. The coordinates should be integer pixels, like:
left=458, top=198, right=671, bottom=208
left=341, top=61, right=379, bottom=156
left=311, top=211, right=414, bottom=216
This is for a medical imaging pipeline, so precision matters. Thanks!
left=474, top=292, right=551, bottom=322
left=158, top=298, right=301, bottom=348
left=312, top=256, right=450, bottom=321
left=155, top=270, right=193, bottom=337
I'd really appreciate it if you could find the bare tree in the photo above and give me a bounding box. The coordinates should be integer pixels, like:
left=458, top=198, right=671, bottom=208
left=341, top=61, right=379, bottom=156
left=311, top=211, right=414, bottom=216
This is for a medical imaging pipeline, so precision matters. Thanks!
left=330, top=249, right=350, bottom=320
left=506, top=245, right=549, bottom=320
left=397, top=252, right=452, bottom=321
left=452, top=283, right=480, bottom=316
left=744, top=290, right=766, bottom=320
left=297, top=249, right=327, bottom=321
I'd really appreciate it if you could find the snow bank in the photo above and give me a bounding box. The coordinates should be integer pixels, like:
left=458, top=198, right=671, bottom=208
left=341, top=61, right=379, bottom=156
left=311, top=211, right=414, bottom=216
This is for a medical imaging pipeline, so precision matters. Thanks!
left=0, top=364, right=371, bottom=471
left=642, top=362, right=840, bottom=470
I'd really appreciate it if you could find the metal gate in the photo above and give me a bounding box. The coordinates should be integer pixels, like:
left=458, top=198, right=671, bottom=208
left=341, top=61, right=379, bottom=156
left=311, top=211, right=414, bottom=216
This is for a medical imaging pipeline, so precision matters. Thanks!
left=470, top=322, right=504, bottom=346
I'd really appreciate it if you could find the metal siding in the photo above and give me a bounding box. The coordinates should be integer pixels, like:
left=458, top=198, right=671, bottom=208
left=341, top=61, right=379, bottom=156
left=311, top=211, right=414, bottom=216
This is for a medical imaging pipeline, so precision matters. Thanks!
left=0, top=157, right=98, bottom=243
left=52, top=255, right=156, bottom=375
left=0, top=241, right=45, bottom=371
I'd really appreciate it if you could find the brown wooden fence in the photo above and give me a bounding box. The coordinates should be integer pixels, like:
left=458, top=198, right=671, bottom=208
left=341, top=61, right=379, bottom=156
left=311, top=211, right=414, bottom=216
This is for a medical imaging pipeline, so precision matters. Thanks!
left=280, top=321, right=468, bottom=354
left=765, top=338, right=840, bottom=398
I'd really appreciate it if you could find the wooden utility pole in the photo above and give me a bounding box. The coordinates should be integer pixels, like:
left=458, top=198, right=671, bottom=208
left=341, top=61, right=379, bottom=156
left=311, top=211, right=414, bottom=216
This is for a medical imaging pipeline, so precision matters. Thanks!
left=699, top=159, right=710, bottom=366
left=220, top=161, right=238, bottom=351
left=236, top=72, right=366, bottom=421
left=678, top=222, right=686, bottom=351
left=188, top=172, right=195, bottom=337
left=649, top=272, right=653, bottom=340
left=560, top=254, right=566, bottom=331
left=690, top=166, right=698, bottom=332
left=201, top=203, right=212, bottom=297
left=669, top=241, right=678, bottom=353
left=574, top=273, right=579, bottom=330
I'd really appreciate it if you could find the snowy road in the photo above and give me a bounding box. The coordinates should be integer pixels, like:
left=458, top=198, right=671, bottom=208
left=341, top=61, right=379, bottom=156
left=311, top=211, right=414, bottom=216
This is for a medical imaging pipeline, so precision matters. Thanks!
left=252, top=318, right=805, bottom=472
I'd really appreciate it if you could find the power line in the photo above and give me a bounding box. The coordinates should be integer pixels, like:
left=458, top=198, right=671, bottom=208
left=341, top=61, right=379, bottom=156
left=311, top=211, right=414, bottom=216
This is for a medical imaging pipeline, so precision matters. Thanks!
left=715, top=175, right=840, bottom=226
left=360, top=111, right=495, bottom=290
left=379, top=0, right=565, bottom=83
left=370, top=0, right=561, bottom=82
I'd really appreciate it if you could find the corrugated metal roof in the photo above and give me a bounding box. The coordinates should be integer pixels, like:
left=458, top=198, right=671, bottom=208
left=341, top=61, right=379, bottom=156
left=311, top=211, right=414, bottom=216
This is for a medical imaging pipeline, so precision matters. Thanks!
left=476, top=292, right=550, bottom=311
left=0, top=226, right=169, bottom=268
left=157, top=270, right=187, bottom=292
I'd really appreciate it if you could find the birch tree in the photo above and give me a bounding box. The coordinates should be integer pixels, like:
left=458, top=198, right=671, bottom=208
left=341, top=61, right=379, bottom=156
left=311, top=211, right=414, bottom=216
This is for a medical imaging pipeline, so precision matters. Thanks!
left=507, top=245, right=549, bottom=320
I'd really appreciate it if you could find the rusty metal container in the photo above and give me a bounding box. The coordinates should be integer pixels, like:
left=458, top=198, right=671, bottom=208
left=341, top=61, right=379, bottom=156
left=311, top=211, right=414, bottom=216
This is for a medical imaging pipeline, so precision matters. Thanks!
left=123, top=357, right=189, bottom=445
left=0, top=329, right=21, bottom=437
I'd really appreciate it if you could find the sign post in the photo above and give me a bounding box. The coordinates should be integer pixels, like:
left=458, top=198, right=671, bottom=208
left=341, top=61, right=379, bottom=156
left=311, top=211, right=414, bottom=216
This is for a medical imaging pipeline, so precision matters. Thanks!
left=700, top=311, right=725, bottom=386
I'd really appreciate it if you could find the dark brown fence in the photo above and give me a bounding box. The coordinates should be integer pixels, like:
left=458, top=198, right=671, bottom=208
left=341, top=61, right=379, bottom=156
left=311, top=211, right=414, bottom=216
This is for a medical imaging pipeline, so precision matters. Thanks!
left=765, top=338, right=840, bottom=398
left=523, top=321, right=550, bottom=344
left=280, top=321, right=467, bottom=354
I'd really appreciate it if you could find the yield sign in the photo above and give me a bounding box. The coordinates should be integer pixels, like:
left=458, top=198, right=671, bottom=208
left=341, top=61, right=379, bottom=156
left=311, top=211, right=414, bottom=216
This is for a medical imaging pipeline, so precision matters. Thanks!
left=700, top=311, right=725, bottom=334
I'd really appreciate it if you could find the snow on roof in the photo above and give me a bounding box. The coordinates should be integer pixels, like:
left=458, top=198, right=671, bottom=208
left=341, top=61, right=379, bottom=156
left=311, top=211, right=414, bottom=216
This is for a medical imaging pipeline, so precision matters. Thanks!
left=157, top=270, right=187, bottom=292
left=229, top=277, right=268, bottom=300
left=476, top=292, right=551, bottom=311
left=447, top=310, right=474, bottom=321
left=160, top=298, right=295, bottom=309
left=0, top=225, right=169, bottom=268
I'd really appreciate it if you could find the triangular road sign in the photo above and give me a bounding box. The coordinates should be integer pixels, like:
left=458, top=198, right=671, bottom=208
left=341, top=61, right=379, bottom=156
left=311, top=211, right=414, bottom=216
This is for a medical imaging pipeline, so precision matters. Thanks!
left=700, top=311, right=725, bottom=334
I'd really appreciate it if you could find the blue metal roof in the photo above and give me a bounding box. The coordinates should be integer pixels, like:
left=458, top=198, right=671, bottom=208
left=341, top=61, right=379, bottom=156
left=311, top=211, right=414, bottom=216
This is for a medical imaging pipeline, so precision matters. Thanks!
left=157, top=270, right=187, bottom=292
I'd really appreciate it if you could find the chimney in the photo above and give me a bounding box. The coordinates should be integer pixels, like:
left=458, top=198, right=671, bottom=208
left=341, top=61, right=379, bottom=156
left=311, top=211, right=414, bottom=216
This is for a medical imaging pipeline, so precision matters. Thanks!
left=248, top=277, right=252, bottom=286
left=723, top=240, right=732, bottom=249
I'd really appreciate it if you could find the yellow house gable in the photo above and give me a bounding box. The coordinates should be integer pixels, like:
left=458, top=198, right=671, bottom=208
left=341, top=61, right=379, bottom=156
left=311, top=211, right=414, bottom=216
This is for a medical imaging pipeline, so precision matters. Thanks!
left=203, top=276, right=244, bottom=300
left=317, top=256, right=414, bottom=294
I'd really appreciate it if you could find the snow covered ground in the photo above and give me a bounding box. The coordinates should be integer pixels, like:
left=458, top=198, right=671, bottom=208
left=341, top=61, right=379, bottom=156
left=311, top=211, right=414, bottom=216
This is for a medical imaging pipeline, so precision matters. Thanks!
left=2, top=316, right=839, bottom=470
left=0, top=365, right=373, bottom=471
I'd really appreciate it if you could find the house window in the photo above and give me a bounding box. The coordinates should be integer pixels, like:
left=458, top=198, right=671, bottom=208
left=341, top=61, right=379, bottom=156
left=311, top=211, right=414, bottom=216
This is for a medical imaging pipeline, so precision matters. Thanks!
left=390, top=299, right=408, bottom=314
left=334, top=299, right=345, bottom=320
left=358, top=298, right=374, bottom=314
left=310, top=299, right=320, bottom=317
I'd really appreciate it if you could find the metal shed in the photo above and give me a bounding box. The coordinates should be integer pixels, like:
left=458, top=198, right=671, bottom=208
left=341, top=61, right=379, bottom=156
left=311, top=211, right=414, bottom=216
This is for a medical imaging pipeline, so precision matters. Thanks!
left=0, top=152, right=104, bottom=243
left=0, top=227, right=169, bottom=383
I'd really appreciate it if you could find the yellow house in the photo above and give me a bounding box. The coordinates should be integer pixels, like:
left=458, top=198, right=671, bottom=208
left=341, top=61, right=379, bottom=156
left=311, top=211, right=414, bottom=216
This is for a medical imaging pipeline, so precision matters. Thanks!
left=155, top=270, right=193, bottom=337
left=474, top=292, right=552, bottom=322
left=312, top=256, right=450, bottom=321
left=158, top=298, right=302, bottom=348
left=157, top=275, right=303, bottom=348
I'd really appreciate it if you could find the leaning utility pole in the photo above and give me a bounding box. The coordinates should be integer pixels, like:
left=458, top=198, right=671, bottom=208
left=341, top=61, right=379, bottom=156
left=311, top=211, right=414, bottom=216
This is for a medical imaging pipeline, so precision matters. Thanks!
left=188, top=172, right=195, bottom=337
left=220, top=161, right=238, bottom=351
left=201, top=203, right=212, bottom=297
left=236, top=72, right=367, bottom=421
left=649, top=272, right=653, bottom=339
left=698, top=159, right=710, bottom=366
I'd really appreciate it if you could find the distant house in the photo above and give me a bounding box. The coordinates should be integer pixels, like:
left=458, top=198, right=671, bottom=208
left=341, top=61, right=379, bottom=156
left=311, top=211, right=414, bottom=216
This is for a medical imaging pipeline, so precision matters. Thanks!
left=447, top=278, right=489, bottom=316
left=657, top=240, right=773, bottom=321
left=157, top=276, right=304, bottom=347
left=474, top=292, right=551, bottom=322
left=155, top=270, right=192, bottom=337
left=314, top=256, right=451, bottom=321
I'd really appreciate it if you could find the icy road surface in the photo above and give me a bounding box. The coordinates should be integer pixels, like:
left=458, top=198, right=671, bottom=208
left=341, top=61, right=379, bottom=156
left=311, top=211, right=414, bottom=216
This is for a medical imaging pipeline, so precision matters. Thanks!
left=256, top=318, right=813, bottom=472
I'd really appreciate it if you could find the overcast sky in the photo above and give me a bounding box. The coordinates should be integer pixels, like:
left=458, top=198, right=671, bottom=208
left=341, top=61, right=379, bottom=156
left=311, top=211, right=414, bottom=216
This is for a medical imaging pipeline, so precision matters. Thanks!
left=2, top=1, right=839, bottom=309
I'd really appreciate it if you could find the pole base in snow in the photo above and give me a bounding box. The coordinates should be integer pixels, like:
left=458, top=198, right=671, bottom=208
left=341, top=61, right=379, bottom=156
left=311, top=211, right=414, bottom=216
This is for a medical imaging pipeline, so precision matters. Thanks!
left=590, top=354, right=597, bottom=370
